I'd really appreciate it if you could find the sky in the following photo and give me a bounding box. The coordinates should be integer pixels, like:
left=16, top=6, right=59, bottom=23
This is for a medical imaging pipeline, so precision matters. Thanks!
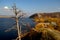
left=0, top=0, right=60, bottom=16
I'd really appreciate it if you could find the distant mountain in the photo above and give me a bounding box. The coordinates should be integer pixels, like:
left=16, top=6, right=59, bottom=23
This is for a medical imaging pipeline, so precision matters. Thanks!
left=0, top=15, right=14, bottom=18
left=29, top=12, right=60, bottom=18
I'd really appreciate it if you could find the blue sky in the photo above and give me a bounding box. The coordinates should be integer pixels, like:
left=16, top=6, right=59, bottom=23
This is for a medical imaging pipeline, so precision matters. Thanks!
left=0, top=0, right=60, bottom=16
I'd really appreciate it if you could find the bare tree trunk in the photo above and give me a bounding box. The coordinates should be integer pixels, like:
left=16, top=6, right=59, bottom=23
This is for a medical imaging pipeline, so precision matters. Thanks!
left=13, top=3, right=21, bottom=40
left=16, top=17, right=21, bottom=40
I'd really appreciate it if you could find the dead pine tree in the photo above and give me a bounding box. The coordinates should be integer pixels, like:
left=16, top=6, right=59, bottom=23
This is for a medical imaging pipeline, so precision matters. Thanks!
left=12, top=3, right=21, bottom=40
left=4, top=3, right=27, bottom=40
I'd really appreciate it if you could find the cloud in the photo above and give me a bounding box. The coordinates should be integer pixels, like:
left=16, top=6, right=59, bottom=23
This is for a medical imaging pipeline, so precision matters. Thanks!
left=58, top=8, right=60, bottom=9
left=4, top=6, right=9, bottom=9
left=0, top=7, right=14, bottom=15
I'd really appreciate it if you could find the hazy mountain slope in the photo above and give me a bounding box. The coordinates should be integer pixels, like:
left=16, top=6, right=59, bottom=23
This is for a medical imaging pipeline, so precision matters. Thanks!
left=29, top=12, right=60, bottom=18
